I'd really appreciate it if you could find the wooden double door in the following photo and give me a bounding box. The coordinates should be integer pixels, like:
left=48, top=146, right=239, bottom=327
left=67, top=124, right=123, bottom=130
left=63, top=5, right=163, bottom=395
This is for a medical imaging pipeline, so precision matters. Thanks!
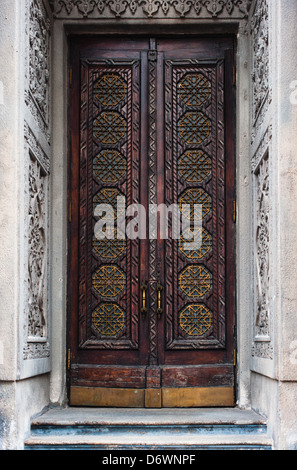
left=68, top=36, right=236, bottom=407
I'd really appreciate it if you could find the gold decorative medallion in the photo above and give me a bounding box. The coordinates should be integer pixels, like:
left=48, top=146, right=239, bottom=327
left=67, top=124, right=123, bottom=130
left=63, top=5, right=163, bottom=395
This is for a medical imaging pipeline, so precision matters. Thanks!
left=178, top=150, right=211, bottom=183
left=94, top=111, right=126, bottom=144
left=179, top=304, right=212, bottom=337
left=93, top=303, right=125, bottom=337
left=94, top=150, right=127, bottom=184
left=178, top=73, right=211, bottom=107
left=93, top=228, right=126, bottom=260
left=179, top=188, right=212, bottom=220
left=93, top=265, right=126, bottom=298
left=179, top=265, right=212, bottom=298
left=93, top=188, right=125, bottom=220
left=178, top=112, right=211, bottom=144
left=94, top=73, right=127, bottom=107
left=179, top=228, right=212, bottom=260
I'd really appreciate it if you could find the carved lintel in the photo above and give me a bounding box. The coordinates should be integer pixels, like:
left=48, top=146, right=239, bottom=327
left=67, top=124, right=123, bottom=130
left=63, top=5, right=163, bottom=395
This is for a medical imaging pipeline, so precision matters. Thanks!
left=49, top=0, right=252, bottom=19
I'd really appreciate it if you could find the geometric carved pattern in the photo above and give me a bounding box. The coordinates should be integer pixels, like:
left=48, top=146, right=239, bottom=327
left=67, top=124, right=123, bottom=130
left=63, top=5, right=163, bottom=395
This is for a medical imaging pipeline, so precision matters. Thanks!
left=94, top=111, right=126, bottom=144
left=179, top=188, right=212, bottom=220
left=94, top=73, right=127, bottom=106
left=178, top=150, right=211, bottom=183
left=179, top=265, right=212, bottom=299
left=94, top=150, right=127, bottom=184
left=164, top=56, right=228, bottom=351
left=179, top=304, right=212, bottom=337
left=93, top=188, right=125, bottom=220
left=179, top=228, right=212, bottom=260
left=93, top=303, right=125, bottom=337
left=93, top=230, right=126, bottom=260
left=92, top=265, right=126, bottom=298
left=178, top=112, right=211, bottom=144
left=75, top=51, right=141, bottom=355
left=178, top=73, right=211, bottom=107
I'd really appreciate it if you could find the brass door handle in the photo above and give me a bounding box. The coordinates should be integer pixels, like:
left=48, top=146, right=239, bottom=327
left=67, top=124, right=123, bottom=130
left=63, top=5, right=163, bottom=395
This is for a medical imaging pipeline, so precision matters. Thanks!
left=141, top=280, right=148, bottom=319
left=157, top=281, right=163, bottom=319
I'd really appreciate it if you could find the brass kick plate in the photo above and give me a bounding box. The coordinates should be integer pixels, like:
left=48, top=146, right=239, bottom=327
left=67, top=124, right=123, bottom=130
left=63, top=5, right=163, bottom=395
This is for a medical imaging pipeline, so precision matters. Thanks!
left=70, top=386, right=234, bottom=408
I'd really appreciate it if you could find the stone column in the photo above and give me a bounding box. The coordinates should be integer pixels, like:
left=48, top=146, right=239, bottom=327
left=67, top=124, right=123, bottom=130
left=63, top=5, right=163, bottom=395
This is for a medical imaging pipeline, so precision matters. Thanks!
left=250, top=0, right=297, bottom=450
left=273, top=0, right=297, bottom=450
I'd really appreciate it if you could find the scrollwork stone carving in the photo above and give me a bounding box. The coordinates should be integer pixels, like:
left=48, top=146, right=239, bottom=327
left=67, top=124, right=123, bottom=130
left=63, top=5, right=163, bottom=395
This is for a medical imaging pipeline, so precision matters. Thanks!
left=23, top=154, right=50, bottom=359
left=255, top=153, right=270, bottom=338
left=250, top=0, right=273, bottom=361
left=23, top=125, right=50, bottom=360
left=251, top=0, right=271, bottom=140
left=25, top=0, right=51, bottom=141
left=22, top=1, right=51, bottom=365
left=252, top=136, right=273, bottom=360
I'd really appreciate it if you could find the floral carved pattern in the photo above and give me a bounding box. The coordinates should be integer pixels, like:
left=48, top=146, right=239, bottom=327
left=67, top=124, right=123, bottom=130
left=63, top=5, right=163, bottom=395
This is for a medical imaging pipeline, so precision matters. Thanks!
left=251, top=0, right=273, bottom=361
left=23, top=123, right=50, bottom=360
left=28, top=157, right=47, bottom=339
left=23, top=1, right=51, bottom=364
left=23, top=153, right=50, bottom=361
left=252, top=150, right=272, bottom=360
left=49, top=0, right=252, bottom=18
left=25, top=0, right=51, bottom=135
left=251, top=0, right=270, bottom=138
left=255, top=154, right=269, bottom=337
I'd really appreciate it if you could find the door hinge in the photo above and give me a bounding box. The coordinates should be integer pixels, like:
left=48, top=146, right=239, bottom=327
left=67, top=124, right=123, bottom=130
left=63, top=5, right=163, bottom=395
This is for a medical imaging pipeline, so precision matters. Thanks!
left=69, top=66, right=73, bottom=88
left=69, top=201, right=72, bottom=223
left=233, top=200, right=236, bottom=224
left=67, top=348, right=71, bottom=371
left=233, top=65, right=236, bottom=86
left=234, top=349, right=237, bottom=367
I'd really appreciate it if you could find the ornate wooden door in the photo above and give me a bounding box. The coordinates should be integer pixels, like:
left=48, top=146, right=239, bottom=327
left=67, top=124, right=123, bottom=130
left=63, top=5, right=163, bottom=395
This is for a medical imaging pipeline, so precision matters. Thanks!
left=68, top=36, right=236, bottom=407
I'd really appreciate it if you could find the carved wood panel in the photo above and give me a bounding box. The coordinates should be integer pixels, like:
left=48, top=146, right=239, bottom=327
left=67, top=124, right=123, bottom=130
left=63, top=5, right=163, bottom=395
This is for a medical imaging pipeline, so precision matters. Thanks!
left=78, top=59, right=141, bottom=350
left=164, top=59, right=226, bottom=350
left=69, top=37, right=236, bottom=402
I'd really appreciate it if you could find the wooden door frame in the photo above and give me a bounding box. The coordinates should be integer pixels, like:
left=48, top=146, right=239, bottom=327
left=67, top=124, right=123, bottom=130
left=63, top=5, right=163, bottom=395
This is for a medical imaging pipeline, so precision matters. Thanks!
left=66, top=32, right=237, bottom=407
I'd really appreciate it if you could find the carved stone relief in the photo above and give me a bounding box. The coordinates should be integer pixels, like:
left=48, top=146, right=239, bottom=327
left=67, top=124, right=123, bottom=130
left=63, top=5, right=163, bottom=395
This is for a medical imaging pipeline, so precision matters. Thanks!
left=49, top=0, right=252, bottom=19
left=22, top=0, right=51, bottom=363
left=251, top=130, right=273, bottom=360
left=250, top=0, right=273, bottom=360
left=251, top=0, right=271, bottom=142
left=25, top=0, right=51, bottom=143
left=24, top=124, right=50, bottom=360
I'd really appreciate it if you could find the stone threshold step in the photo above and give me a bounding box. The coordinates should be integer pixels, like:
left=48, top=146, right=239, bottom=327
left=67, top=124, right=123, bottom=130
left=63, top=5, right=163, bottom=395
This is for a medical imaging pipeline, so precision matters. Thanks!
left=25, top=433, right=272, bottom=449
left=31, top=423, right=268, bottom=437
left=31, top=407, right=267, bottom=427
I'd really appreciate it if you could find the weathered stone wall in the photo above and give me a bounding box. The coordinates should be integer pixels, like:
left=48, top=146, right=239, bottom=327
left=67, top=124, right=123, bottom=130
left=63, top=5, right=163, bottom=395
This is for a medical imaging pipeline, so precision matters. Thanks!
left=0, top=0, right=52, bottom=449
